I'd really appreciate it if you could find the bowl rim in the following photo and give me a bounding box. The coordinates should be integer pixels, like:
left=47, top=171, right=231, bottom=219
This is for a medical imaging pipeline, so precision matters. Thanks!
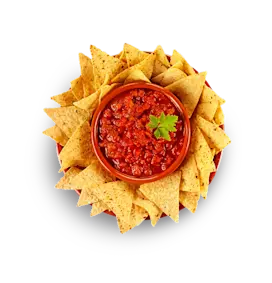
left=90, top=82, right=191, bottom=184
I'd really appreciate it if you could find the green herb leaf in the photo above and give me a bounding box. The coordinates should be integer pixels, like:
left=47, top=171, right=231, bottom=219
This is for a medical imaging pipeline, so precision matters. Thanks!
left=154, top=128, right=161, bottom=139
left=148, top=112, right=178, bottom=141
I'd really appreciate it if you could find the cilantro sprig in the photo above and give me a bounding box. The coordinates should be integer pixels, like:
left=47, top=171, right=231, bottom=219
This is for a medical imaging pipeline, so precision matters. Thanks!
left=147, top=112, right=178, bottom=141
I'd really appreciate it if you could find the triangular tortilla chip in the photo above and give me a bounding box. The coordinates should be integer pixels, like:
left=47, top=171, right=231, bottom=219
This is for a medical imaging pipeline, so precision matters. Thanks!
left=190, top=126, right=215, bottom=172
left=77, top=189, right=99, bottom=207
left=43, top=125, right=69, bottom=146
left=196, top=115, right=231, bottom=150
left=179, top=153, right=200, bottom=192
left=133, top=192, right=162, bottom=227
left=70, top=76, right=84, bottom=100
left=155, top=45, right=170, bottom=68
left=89, top=181, right=134, bottom=224
left=69, top=160, right=114, bottom=189
left=214, top=106, right=224, bottom=125
left=90, top=201, right=109, bottom=216
left=51, top=90, right=77, bottom=106
left=111, top=53, right=156, bottom=83
left=152, top=60, right=167, bottom=77
left=44, top=106, right=89, bottom=138
left=200, top=85, right=225, bottom=105
left=170, top=50, right=195, bottom=76
left=79, top=53, right=96, bottom=97
left=152, top=68, right=187, bottom=87
left=139, top=171, right=181, bottom=222
left=124, top=69, right=150, bottom=84
left=73, top=90, right=99, bottom=112
left=117, top=204, right=148, bottom=234
left=99, top=83, right=121, bottom=103
left=198, top=168, right=211, bottom=199
left=195, top=100, right=219, bottom=122
left=179, top=191, right=200, bottom=213
left=165, top=72, right=207, bottom=118
left=90, top=45, right=125, bottom=89
left=55, top=167, right=82, bottom=189
left=123, top=43, right=149, bottom=67
left=59, top=121, right=94, bottom=171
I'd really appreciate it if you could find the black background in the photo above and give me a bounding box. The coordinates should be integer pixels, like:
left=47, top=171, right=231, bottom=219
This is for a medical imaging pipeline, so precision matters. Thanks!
left=39, top=40, right=265, bottom=256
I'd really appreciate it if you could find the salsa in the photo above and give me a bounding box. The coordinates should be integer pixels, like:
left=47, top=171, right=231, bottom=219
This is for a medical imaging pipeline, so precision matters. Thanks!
left=98, top=88, right=184, bottom=177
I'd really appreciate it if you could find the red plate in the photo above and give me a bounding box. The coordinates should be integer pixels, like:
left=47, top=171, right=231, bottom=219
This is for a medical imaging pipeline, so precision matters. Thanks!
left=56, top=61, right=224, bottom=218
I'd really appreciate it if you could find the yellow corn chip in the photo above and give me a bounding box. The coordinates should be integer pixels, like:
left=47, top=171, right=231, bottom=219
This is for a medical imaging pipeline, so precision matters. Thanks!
left=166, top=72, right=207, bottom=118
left=133, top=193, right=162, bottom=227
left=90, top=181, right=134, bottom=224
left=99, top=83, right=121, bottom=103
left=214, top=106, right=224, bottom=125
left=43, top=125, right=69, bottom=146
left=90, top=45, right=125, bottom=89
left=179, top=191, right=200, bottom=213
left=152, top=68, right=187, bottom=87
left=124, top=69, right=150, bottom=84
left=51, top=90, right=77, bottom=106
left=59, top=121, right=94, bottom=171
left=195, top=100, right=219, bottom=122
left=198, top=168, right=212, bottom=199
left=44, top=106, right=89, bottom=138
left=117, top=204, right=148, bottom=234
left=90, top=201, right=109, bottom=216
left=70, top=76, right=84, bottom=100
left=190, top=126, right=215, bottom=172
left=55, top=167, right=82, bottom=189
left=179, top=153, right=200, bottom=193
left=196, top=115, right=231, bottom=150
left=200, top=85, right=225, bottom=105
left=170, top=50, right=195, bottom=76
left=139, top=171, right=181, bottom=222
left=73, top=90, right=99, bottom=112
left=77, top=189, right=99, bottom=207
left=79, top=53, right=96, bottom=97
left=123, top=43, right=149, bottom=67
left=111, top=53, right=156, bottom=83
left=155, top=45, right=170, bottom=67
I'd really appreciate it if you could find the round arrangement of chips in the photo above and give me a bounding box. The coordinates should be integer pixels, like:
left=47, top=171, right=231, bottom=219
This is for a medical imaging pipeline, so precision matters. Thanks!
left=44, top=44, right=231, bottom=233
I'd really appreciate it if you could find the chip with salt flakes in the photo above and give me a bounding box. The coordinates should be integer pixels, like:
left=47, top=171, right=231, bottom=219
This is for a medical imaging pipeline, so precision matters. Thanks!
left=44, top=106, right=89, bottom=138
left=43, top=125, right=69, bottom=146
left=179, top=191, right=200, bottom=213
left=122, top=43, right=149, bottom=67
left=77, top=189, right=99, bottom=207
left=51, top=90, right=77, bottom=106
left=170, top=50, right=196, bottom=76
left=55, top=167, right=82, bottom=190
left=139, top=171, right=181, bottom=223
left=70, top=76, right=84, bottom=100
left=214, top=106, right=224, bottom=126
left=58, top=120, right=94, bottom=172
left=124, top=69, right=150, bottom=85
left=90, top=201, right=109, bottom=216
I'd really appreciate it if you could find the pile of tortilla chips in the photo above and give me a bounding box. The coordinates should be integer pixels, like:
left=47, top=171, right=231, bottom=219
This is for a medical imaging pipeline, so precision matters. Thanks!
left=44, top=43, right=231, bottom=233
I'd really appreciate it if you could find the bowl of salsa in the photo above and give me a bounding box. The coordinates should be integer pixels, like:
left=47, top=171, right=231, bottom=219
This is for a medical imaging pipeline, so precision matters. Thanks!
left=91, top=82, right=191, bottom=184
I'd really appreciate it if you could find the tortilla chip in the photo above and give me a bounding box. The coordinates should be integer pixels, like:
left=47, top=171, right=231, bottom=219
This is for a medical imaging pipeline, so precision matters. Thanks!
left=89, top=181, right=134, bottom=224
left=90, top=45, right=124, bottom=89
left=190, top=126, right=215, bottom=172
left=211, top=148, right=216, bottom=158
left=69, top=160, right=115, bottom=189
left=124, top=69, right=150, bottom=84
left=154, top=44, right=170, bottom=68
left=122, top=43, right=149, bottom=67
left=139, top=171, right=181, bottom=222
left=55, top=167, right=82, bottom=189
left=70, top=76, right=84, bottom=100
left=115, top=51, right=123, bottom=59
left=90, top=201, right=109, bottom=216
left=195, top=100, right=219, bottom=122
left=77, top=189, right=99, bottom=207
left=51, top=90, right=77, bottom=106
left=111, top=53, right=156, bottom=83
left=214, top=106, right=224, bottom=125
left=152, top=60, right=168, bottom=77
left=196, top=115, right=231, bottom=150
left=165, top=72, right=207, bottom=118
left=79, top=53, right=96, bottom=97
left=133, top=193, right=162, bottom=227
left=43, top=125, right=69, bottom=146
left=200, top=85, right=225, bottom=105
left=44, top=106, right=89, bottom=138
left=73, top=90, right=99, bottom=112
left=179, top=191, right=200, bottom=213
left=170, top=48, right=196, bottom=75
left=117, top=204, right=148, bottom=234
left=59, top=121, right=94, bottom=171
left=179, top=154, right=200, bottom=193
left=198, top=169, right=211, bottom=199
left=152, top=68, right=187, bottom=87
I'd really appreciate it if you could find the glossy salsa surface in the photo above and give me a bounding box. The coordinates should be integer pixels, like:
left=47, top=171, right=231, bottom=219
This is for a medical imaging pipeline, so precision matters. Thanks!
left=98, top=88, right=184, bottom=177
